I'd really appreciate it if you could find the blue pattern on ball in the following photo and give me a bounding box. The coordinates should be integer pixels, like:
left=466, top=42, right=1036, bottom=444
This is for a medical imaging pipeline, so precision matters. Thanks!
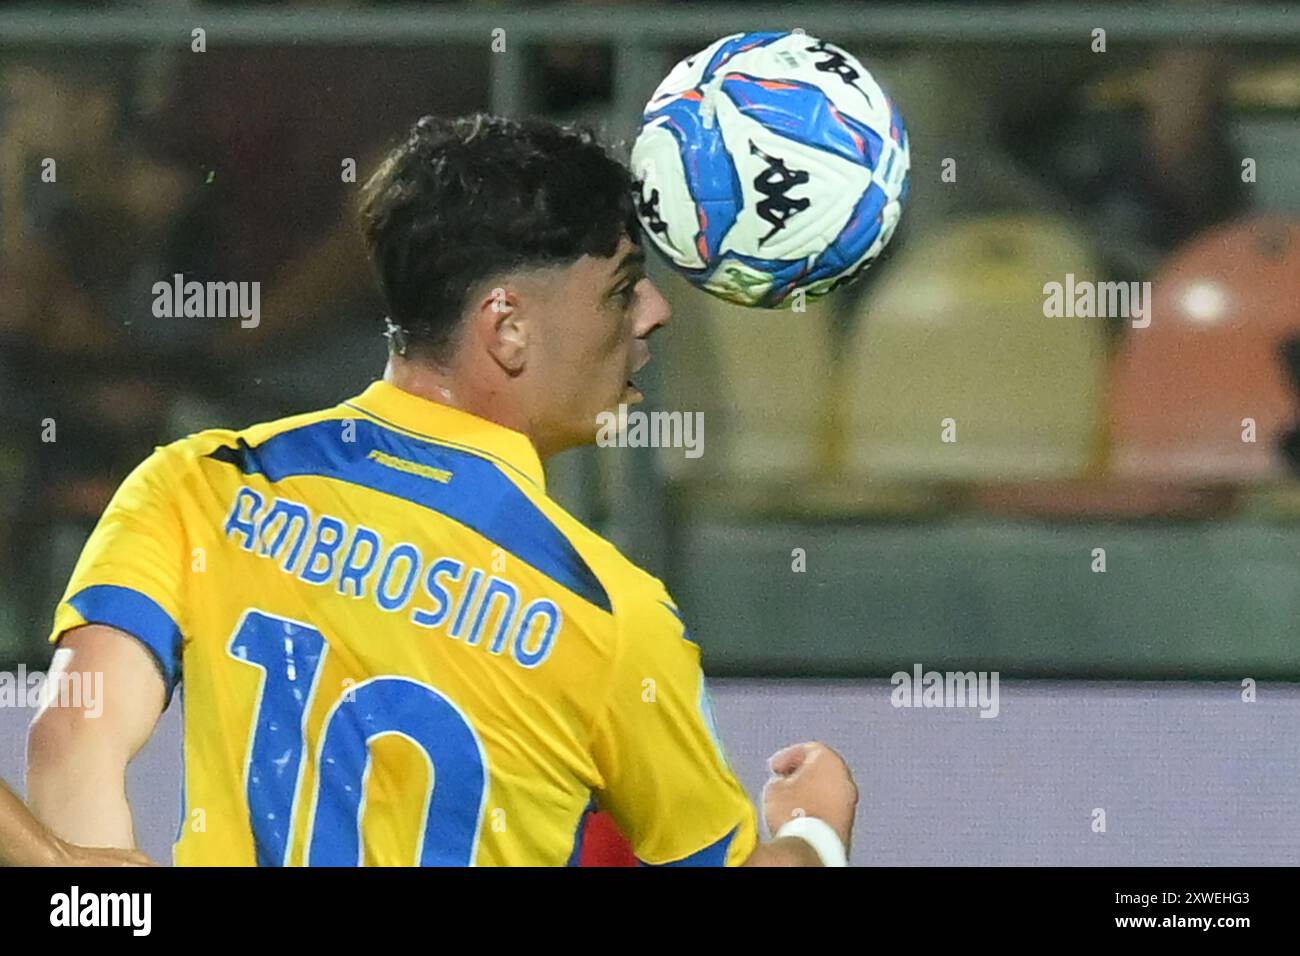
left=644, top=93, right=742, bottom=269
left=800, top=182, right=891, bottom=286
left=700, top=32, right=788, bottom=81
left=636, top=31, right=909, bottom=307
left=719, top=73, right=885, bottom=169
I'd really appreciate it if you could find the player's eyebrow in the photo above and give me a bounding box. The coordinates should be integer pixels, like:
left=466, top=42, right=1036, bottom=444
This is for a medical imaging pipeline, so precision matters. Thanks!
left=609, top=248, right=646, bottom=280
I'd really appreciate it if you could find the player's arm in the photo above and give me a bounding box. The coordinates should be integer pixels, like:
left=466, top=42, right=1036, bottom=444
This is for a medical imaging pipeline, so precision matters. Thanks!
left=743, top=741, right=858, bottom=867
left=25, top=445, right=187, bottom=850
left=26, top=625, right=168, bottom=849
left=0, top=775, right=154, bottom=867
left=743, top=840, right=822, bottom=867
left=590, top=595, right=857, bottom=867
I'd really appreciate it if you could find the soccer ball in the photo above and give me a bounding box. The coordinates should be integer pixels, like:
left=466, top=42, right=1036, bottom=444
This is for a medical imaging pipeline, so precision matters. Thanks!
left=630, top=31, right=910, bottom=309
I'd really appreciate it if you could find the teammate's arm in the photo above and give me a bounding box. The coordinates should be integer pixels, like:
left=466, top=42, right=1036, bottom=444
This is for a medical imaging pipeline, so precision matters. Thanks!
left=0, top=776, right=154, bottom=867
left=26, top=625, right=167, bottom=849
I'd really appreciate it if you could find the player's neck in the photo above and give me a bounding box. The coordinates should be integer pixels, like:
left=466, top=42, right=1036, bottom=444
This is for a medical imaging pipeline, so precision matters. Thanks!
left=382, top=357, right=550, bottom=458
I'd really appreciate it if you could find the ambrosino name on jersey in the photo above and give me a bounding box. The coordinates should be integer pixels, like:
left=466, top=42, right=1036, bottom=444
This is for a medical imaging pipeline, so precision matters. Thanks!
left=223, top=487, right=562, bottom=669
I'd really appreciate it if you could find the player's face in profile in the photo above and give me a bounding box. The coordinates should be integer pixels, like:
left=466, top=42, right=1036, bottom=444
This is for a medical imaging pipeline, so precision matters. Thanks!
left=531, top=234, right=670, bottom=448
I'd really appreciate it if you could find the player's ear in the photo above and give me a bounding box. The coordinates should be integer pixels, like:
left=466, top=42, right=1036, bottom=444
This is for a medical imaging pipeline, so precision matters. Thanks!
left=478, top=283, right=528, bottom=374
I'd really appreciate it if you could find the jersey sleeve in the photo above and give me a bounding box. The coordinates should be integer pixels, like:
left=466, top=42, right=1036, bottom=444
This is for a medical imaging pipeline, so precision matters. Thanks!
left=48, top=445, right=189, bottom=705
left=589, top=591, right=759, bottom=866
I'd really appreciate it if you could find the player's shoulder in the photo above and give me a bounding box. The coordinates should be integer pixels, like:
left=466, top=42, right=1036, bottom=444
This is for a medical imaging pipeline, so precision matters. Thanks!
left=141, top=403, right=355, bottom=474
left=225, top=403, right=357, bottom=451
left=528, top=493, right=681, bottom=628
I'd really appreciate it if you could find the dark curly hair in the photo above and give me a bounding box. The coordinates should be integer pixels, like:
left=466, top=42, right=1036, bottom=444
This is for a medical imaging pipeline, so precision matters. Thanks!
left=359, top=113, right=640, bottom=362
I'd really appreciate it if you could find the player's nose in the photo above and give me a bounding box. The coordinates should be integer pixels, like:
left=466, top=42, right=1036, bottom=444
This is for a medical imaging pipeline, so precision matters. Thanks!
left=637, top=278, right=671, bottom=338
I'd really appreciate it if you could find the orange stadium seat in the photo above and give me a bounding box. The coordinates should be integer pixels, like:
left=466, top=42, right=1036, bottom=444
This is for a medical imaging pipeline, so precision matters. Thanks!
left=1108, top=216, right=1300, bottom=484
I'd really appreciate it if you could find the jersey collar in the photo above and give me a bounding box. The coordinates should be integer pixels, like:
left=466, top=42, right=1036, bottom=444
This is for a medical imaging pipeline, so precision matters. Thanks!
left=345, top=380, right=547, bottom=492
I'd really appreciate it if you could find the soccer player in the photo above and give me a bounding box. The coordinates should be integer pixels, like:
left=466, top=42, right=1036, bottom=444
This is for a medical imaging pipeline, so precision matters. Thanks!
left=0, top=778, right=152, bottom=866
left=26, top=114, right=857, bottom=866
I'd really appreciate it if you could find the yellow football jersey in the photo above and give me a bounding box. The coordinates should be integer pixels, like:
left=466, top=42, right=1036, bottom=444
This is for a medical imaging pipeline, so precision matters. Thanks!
left=49, top=380, right=758, bottom=866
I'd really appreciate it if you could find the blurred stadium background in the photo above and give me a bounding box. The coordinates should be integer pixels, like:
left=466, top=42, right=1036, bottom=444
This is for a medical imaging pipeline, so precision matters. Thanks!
left=1, top=1, right=1298, bottom=864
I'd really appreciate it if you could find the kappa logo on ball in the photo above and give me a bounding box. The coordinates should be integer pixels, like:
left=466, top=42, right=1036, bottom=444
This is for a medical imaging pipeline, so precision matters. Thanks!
left=635, top=180, right=670, bottom=243
left=749, top=141, right=811, bottom=245
left=807, top=39, right=870, bottom=97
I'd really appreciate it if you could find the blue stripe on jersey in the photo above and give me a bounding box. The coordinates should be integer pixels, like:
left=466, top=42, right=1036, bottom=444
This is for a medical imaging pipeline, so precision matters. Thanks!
left=66, top=584, right=183, bottom=703
left=209, top=419, right=613, bottom=614
left=342, top=401, right=542, bottom=491
left=638, top=825, right=737, bottom=867
left=566, top=797, right=598, bottom=866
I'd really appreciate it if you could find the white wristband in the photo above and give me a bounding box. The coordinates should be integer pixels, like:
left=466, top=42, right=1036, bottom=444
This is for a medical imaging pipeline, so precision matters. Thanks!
left=773, top=816, right=848, bottom=867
